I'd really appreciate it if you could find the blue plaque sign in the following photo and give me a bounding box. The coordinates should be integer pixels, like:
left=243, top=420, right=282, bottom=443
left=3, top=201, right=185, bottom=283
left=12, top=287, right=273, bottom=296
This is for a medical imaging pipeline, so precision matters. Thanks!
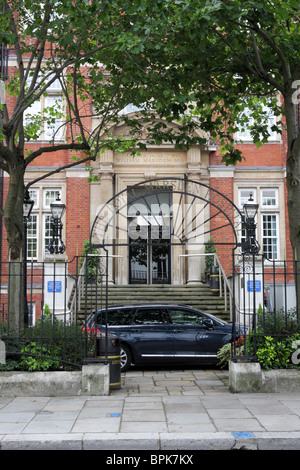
left=247, top=280, right=261, bottom=292
left=47, top=281, right=62, bottom=293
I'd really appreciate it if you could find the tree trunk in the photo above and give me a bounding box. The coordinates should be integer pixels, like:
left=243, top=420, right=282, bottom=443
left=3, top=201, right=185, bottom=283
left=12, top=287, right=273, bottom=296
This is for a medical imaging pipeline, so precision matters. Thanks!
left=4, top=165, right=25, bottom=261
left=284, top=92, right=300, bottom=313
left=3, top=161, right=25, bottom=333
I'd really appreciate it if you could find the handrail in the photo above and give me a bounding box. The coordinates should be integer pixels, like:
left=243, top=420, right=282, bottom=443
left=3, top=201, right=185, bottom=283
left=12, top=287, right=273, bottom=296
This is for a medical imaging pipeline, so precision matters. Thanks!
left=213, top=253, right=233, bottom=320
left=69, top=257, right=86, bottom=322
left=69, top=254, right=123, bottom=321
left=70, top=252, right=240, bottom=322
left=178, top=252, right=239, bottom=321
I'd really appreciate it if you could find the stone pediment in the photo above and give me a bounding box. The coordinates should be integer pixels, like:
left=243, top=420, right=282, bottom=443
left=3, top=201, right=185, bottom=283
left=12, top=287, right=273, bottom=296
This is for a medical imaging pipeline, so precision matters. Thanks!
left=102, top=113, right=208, bottom=144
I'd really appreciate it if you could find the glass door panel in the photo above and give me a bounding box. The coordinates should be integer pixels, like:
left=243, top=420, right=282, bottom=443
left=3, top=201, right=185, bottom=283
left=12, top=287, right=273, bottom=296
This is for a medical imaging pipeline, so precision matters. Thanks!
left=151, top=240, right=170, bottom=284
left=129, top=239, right=148, bottom=284
left=128, top=186, right=172, bottom=285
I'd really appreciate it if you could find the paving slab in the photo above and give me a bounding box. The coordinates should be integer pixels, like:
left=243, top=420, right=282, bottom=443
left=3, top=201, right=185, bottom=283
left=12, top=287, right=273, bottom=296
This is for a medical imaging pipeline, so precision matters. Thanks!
left=0, top=367, right=300, bottom=450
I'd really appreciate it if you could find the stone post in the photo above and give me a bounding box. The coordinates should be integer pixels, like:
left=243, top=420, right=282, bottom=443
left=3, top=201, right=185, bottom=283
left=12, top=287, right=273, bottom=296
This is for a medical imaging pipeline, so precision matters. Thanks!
left=43, top=255, right=70, bottom=322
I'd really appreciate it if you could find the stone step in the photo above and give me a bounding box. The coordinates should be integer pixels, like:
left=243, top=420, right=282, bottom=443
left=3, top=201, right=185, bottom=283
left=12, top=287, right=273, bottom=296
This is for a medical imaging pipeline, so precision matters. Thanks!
left=83, top=285, right=214, bottom=291
left=79, top=298, right=228, bottom=304
left=71, top=283, right=231, bottom=323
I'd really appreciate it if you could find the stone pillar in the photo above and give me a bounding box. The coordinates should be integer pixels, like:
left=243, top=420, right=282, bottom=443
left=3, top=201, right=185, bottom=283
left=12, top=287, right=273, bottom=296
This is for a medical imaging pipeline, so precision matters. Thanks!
left=235, top=259, right=264, bottom=330
left=43, top=255, right=70, bottom=322
left=172, top=190, right=184, bottom=284
left=0, top=340, right=5, bottom=364
left=98, top=151, right=115, bottom=283
left=229, top=362, right=262, bottom=393
left=186, top=147, right=203, bottom=284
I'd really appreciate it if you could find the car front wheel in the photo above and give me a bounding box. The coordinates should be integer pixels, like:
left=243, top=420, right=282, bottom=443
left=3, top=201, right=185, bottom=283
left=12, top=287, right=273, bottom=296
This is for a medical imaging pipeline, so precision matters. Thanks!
left=120, top=344, right=132, bottom=372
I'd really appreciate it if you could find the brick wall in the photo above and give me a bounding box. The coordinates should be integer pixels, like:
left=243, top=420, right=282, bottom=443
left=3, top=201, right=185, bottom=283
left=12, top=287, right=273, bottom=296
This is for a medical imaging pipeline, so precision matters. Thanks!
left=65, top=176, right=90, bottom=262
left=208, top=176, right=235, bottom=275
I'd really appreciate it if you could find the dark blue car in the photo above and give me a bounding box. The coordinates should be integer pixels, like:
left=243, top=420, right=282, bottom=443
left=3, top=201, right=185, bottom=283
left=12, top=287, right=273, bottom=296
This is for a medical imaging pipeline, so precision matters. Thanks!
left=86, top=303, right=237, bottom=372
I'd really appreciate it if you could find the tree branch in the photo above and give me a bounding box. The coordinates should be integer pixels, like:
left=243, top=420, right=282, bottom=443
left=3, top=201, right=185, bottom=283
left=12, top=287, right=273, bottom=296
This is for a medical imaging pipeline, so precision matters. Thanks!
left=249, top=23, right=291, bottom=84
left=0, top=142, right=14, bottom=166
left=25, top=152, right=95, bottom=188
left=24, top=142, right=90, bottom=166
left=9, top=38, right=118, bottom=132
left=212, top=25, right=285, bottom=95
left=0, top=159, right=9, bottom=174
left=17, top=1, right=51, bottom=111
left=251, top=32, right=266, bottom=77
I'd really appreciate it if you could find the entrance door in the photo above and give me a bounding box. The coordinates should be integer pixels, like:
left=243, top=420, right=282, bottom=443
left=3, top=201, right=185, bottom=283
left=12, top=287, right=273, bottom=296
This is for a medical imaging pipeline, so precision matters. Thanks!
left=129, top=232, right=171, bottom=284
left=128, top=187, right=172, bottom=284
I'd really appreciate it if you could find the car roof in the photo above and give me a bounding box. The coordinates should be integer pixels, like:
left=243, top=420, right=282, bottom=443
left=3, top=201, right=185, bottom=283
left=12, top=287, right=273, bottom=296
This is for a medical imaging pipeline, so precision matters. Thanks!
left=93, top=303, right=227, bottom=324
left=99, top=303, right=198, bottom=309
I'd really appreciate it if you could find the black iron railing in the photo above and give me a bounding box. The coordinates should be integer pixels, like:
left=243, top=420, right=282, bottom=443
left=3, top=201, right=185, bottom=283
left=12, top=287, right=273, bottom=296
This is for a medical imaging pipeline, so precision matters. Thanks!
left=0, top=255, right=107, bottom=370
left=1, top=253, right=300, bottom=370
left=231, top=254, right=300, bottom=366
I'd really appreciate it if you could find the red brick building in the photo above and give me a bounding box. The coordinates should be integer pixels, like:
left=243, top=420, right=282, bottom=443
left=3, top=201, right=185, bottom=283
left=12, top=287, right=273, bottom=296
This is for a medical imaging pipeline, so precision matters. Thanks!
left=0, top=52, right=295, bottom=325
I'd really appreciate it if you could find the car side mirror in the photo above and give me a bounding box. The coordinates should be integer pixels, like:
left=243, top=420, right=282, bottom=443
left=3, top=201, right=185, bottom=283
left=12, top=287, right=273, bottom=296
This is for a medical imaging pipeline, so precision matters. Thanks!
left=203, top=318, right=214, bottom=329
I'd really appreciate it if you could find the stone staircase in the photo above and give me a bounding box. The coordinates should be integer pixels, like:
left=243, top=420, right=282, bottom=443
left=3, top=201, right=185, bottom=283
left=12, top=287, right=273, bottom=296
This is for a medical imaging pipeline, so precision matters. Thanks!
left=73, top=284, right=231, bottom=323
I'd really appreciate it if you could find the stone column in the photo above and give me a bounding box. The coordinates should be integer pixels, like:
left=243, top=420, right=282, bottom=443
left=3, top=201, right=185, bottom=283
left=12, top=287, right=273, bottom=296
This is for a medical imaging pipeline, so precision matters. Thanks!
left=186, top=147, right=203, bottom=284
left=172, top=189, right=184, bottom=284
left=98, top=151, right=115, bottom=283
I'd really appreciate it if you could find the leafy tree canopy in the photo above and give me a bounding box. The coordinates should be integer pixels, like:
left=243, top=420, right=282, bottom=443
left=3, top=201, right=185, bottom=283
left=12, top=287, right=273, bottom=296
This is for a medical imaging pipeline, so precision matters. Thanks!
left=107, top=0, right=300, bottom=164
left=1, top=0, right=300, bottom=261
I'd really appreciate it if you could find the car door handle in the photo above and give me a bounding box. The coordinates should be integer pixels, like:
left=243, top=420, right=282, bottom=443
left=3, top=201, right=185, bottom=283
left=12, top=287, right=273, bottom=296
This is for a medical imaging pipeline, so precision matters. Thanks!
left=174, top=329, right=184, bottom=333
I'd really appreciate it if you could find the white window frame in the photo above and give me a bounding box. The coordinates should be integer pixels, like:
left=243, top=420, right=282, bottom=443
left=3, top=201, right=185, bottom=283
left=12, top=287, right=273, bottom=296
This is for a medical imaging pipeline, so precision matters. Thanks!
left=261, top=188, right=279, bottom=209
left=236, top=106, right=278, bottom=142
left=28, top=188, right=39, bottom=209
left=43, top=188, right=61, bottom=210
left=26, top=213, right=39, bottom=261
left=238, top=188, right=257, bottom=209
left=28, top=302, right=36, bottom=326
left=23, top=75, right=64, bottom=142
left=43, top=188, right=62, bottom=257
left=25, top=186, right=63, bottom=260
left=261, top=213, right=279, bottom=260
left=43, top=213, right=53, bottom=257
left=237, top=186, right=281, bottom=260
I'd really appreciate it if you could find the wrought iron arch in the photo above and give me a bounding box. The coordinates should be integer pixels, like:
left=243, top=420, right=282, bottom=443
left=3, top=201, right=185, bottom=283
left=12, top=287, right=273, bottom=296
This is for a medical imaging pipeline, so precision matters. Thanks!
left=90, top=177, right=243, bottom=250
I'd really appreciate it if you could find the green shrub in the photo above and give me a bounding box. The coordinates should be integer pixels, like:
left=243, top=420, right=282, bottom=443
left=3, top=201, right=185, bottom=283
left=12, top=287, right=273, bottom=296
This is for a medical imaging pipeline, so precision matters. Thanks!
left=19, top=342, right=60, bottom=371
left=257, top=307, right=300, bottom=336
left=255, top=334, right=300, bottom=370
left=204, top=238, right=217, bottom=278
left=0, top=360, right=21, bottom=371
left=79, top=240, right=101, bottom=284
left=21, top=315, right=87, bottom=369
left=1, top=308, right=92, bottom=370
left=217, top=331, right=300, bottom=370
left=217, top=337, right=245, bottom=368
left=44, top=304, right=51, bottom=315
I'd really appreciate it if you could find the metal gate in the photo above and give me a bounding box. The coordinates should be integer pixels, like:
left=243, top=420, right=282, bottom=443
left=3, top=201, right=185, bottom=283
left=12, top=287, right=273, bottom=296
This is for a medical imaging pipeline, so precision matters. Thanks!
left=2, top=178, right=298, bottom=369
left=83, top=177, right=244, bottom=363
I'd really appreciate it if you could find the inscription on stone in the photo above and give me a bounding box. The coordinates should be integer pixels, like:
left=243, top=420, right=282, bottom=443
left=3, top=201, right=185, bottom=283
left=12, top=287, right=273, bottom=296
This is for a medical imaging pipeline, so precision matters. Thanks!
left=114, top=153, right=186, bottom=164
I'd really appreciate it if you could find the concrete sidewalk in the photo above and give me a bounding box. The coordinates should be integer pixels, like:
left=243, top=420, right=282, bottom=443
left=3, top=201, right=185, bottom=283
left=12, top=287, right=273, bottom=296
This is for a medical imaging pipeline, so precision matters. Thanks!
left=1, top=367, right=300, bottom=450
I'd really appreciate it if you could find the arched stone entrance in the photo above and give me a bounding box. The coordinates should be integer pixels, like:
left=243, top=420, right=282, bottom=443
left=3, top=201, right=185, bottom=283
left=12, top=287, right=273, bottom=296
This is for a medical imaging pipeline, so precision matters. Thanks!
left=89, top=178, right=243, bottom=286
